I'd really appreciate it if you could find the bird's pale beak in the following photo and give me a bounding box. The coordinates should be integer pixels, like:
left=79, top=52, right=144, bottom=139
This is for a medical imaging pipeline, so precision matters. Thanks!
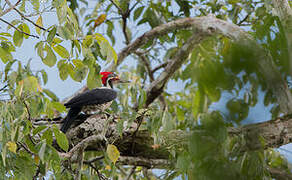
left=118, top=79, right=131, bottom=83
left=112, top=76, right=130, bottom=84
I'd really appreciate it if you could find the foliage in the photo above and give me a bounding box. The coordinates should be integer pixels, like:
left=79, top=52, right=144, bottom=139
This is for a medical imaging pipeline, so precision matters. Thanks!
left=0, top=0, right=291, bottom=179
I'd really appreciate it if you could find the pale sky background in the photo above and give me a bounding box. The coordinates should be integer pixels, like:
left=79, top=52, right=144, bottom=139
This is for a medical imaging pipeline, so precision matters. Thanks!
left=0, top=0, right=292, bottom=175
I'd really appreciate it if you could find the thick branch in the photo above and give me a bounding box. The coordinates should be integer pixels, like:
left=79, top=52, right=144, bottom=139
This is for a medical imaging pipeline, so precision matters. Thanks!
left=228, top=114, right=292, bottom=151
left=268, top=167, right=292, bottom=180
left=60, top=113, right=292, bottom=164
left=118, top=156, right=171, bottom=169
left=145, top=33, right=209, bottom=106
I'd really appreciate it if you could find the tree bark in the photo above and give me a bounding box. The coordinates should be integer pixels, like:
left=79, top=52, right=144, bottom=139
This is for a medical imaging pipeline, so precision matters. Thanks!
left=57, top=114, right=292, bottom=164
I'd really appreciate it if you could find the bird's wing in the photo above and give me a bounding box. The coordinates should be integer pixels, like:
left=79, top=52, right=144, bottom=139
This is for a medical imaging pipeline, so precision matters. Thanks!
left=64, top=88, right=117, bottom=108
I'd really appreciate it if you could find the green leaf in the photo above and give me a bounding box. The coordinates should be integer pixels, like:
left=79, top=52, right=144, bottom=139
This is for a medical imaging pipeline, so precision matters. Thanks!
left=56, top=1, right=67, bottom=24
left=176, top=154, right=190, bottom=172
left=41, top=70, right=48, bottom=85
left=106, top=21, right=115, bottom=45
left=26, top=76, right=40, bottom=93
left=42, top=44, right=57, bottom=67
left=41, top=128, right=53, bottom=145
left=53, top=44, right=70, bottom=58
left=7, top=19, right=21, bottom=30
left=4, top=60, right=16, bottom=79
left=33, top=126, right=47, bottom=136
left=57, top=25, right=73, bottom=40
left=87, top=65, right=101, bottom=89
left=106, top=144, right=120, bottom=164
left=57, top=60, right=69, bottom=80
left=53, top=37, right=63, bottom=44
left=0, top=32, right=12, bottom=37
left=13, top=28, right=24, bottom=47
left=36, top=16, right=43, bottom=35
left=35, top=41, right=44, bottom=58
left=47, top=26, right=57, bottom=44
left=6, top=141, right=17, bottom=154
left=53, top=126, right=69, bottom=151
left=52, top=101, right=66, bottom=112
left=38, top=142, right=46, bottom=162
left=94, top=33, right=117, bottom=64
left=70, top=59, right=88, bottom=82
left=73, top=40, right=81, bottom=53
left=16, top=76, right=41, bottom=96
left=43, top=88, right=59, bottom=101
left=133, top=6, right=144, bottom=21
left=0, top=47, right=13, bottom=63
left=31, top=0, right=40, bottom=12
left=22, top=23, right=30, bottom=39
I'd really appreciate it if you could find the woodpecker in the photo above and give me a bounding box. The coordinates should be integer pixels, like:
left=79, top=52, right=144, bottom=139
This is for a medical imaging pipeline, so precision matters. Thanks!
left=60, top=72, right=128, bottom=133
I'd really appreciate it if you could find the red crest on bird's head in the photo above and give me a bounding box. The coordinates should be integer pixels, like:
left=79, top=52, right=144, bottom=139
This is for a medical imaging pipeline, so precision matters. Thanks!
left=100, top=72, right=113, bottom=86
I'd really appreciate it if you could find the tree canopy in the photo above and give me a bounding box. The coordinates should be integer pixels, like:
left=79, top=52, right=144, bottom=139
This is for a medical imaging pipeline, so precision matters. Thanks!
left=1, top=0, right=292, bottom=179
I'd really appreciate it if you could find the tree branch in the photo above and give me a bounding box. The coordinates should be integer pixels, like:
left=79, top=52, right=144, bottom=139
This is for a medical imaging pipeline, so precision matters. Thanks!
left=13, top=8, right=60, bottom=37
left=57, top=112, right=292, bottom=166
left=151, top=62, right=168, bottom=74
left=268, top=167, right=292, bottom=180
left=0, top=18, right=39, bottom=38
left=145, top=33, right=209, bottom=106
left=0, top=0, right=21, bottom=17
left=118, top=156, right=171, bottom=169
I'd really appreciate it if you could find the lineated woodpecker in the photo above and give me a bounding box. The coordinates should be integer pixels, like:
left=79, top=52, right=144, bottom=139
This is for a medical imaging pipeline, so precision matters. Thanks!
left=60, top=72, right=128, bottom=133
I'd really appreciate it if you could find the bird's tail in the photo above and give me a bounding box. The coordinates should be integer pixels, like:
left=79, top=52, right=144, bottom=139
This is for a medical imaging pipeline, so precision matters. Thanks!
left=60, top=107, right=82, bottom=133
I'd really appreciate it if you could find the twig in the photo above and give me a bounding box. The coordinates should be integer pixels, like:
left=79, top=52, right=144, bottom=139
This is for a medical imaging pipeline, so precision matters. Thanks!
left=135, top=52, right=154, bottom=81
left=0, top=18, right=39, bottom=38
left=116, top=165, right=127, bottom=176
left=126, top=166, right=136, bottom=180
left=32, top=165, right=41, bottom=180
left=13, top=8, right=60, bottom=37
left=129, top=1, right=140, bottom=13
left=0, top=0, right=21, bottom=17
left=0, top=85, right=8, bottom=92
left=18, top=142, right=35, bottom=155
left=237, top=14, right=249, bottom=25
left=22, top=100, right=31, bottom=121
left=151, top=62, right=168, bottom=74
left=109, top=0, right=123, bottom=13
left=87, top=163, right=108, bottom=180
left=59, top=134, right=104, bottom=162
left=83, top=156, right=104, bottom=164
left=122, top=16, right=130, bottom=44
left=121, top=3, right=131, bottom=45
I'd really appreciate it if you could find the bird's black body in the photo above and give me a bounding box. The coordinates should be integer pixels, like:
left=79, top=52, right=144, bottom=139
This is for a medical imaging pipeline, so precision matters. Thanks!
left=60, top=88, right=117, bottom=133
